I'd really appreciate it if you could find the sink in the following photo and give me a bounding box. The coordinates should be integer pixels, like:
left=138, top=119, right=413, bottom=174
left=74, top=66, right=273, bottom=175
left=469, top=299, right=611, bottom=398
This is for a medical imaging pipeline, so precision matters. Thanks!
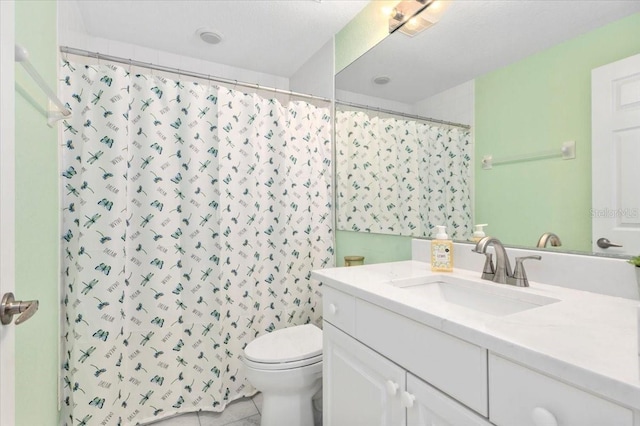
left=390, top=275, right=560, bottom=316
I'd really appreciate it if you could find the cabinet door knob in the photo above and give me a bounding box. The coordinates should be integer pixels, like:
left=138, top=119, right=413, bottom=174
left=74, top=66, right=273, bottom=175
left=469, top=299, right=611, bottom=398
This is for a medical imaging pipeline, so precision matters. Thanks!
left=329, top=303, right=337, bottom=314
left=385, top=380, right=399, bottom=396
left=531, top=407, right=558, bottom=426
left=400, top=391, right=415, bottom=408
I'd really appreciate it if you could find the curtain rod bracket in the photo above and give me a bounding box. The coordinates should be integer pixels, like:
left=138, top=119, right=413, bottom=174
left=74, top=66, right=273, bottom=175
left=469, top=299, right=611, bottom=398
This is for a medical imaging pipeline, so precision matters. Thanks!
left=47, top=103, right=71, bottom=127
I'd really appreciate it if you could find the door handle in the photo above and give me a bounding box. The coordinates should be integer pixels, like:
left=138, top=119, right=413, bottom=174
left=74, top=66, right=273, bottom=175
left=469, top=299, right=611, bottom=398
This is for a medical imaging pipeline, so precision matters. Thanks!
left=596, top=238, right=623, bottom=249
left=0, top=292, right=39, bottom=325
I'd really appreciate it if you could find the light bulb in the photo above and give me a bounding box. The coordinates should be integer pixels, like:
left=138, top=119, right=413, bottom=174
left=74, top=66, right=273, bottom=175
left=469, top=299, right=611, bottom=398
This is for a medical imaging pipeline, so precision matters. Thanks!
left=390, top=7, right=404, bottom=21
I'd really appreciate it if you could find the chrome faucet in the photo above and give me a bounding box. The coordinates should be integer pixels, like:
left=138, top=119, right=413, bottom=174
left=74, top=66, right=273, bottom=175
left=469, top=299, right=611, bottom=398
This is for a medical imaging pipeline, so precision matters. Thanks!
left=473, top=236, right=541, bottom=287
left=537, top=232, right=562, bottom=248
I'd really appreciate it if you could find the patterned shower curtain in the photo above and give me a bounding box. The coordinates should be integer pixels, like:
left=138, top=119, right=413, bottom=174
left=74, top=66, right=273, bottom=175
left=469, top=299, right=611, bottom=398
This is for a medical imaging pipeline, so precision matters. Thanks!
left=59, top=59, right=332, bottom=425
left=335, top=109, right=472, bottom=239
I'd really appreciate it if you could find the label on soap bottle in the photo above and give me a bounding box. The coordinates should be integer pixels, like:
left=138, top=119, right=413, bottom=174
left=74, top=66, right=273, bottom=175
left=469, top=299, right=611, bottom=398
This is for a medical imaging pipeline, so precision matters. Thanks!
left=431, top=241, right=453, bottom=272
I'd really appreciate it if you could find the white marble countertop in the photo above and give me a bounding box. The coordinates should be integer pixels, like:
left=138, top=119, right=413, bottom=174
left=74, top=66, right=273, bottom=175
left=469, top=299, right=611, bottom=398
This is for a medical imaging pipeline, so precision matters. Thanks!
left=312, top=260, right=640, bottom=411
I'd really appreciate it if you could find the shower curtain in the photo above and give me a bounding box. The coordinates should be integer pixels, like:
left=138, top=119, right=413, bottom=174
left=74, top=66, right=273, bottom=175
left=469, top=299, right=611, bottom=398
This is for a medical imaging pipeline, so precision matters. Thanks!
left=335, top=109, right=472, bottom=239
left=59, top=59, right=332, bottom=425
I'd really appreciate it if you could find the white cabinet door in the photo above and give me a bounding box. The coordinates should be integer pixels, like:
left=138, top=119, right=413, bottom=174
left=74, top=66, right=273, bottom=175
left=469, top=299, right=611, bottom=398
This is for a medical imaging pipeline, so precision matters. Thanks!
left=323, top=322, right=406, bottom=426
left=407, top=373, right=491, bottom=426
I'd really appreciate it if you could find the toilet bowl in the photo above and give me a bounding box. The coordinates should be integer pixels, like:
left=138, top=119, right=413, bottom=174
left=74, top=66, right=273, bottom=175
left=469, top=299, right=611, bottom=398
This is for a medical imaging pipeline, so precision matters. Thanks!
left=242, top=324, right=322, bottom=426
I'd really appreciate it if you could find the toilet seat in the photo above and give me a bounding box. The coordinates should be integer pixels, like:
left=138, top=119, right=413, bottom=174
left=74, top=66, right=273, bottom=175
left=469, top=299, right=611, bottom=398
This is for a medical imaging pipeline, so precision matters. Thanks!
left=243, top=324, right=322, bottom=370
left=243, top=353, right=322, bottom=370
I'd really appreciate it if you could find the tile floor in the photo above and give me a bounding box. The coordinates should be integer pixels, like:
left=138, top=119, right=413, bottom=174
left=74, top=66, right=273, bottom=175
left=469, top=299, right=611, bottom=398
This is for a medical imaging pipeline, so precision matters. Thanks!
left=148, top=393, right=261, bottom=426
left=148, top=392, right=322, bottom=426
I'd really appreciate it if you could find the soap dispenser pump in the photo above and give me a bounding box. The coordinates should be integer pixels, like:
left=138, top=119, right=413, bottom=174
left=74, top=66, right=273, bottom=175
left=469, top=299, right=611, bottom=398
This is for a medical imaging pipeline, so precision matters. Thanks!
left=431, top=225, right=454, bottom=272
left=471, top=224, right=488, bottom=243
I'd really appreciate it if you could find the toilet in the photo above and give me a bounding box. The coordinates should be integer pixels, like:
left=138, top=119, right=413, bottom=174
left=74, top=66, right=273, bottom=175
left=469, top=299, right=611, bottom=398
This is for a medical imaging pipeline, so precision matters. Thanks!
left=242, top=324, right=323, bottom=426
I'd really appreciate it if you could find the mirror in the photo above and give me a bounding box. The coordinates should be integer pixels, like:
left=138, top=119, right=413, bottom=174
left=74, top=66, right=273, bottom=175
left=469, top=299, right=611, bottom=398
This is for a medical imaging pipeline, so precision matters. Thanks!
left=335, top=1, right=640, bottom=255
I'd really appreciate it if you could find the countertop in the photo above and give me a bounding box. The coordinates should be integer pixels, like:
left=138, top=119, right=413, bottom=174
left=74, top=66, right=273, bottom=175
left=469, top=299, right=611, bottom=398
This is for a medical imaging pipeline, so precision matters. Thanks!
left=312, top=260, right=640, bottom=411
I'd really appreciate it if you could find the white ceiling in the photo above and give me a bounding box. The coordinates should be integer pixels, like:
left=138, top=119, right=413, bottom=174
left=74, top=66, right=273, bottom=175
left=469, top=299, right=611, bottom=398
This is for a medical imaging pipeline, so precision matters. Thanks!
left=75, top=0, right=370, bottom=78
left=336, top=1, right=640, bottom=104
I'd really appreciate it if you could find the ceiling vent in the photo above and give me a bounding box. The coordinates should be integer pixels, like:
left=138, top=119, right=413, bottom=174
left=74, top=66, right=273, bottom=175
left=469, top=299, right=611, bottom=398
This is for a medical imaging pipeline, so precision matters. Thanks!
left=197, top=28, right=223, bottom=45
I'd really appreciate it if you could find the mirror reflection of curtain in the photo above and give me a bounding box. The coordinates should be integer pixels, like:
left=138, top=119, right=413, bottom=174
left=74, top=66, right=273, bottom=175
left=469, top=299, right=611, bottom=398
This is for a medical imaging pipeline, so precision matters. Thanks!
left=59, top=59, right=332, bottom=424
left=336, top=109, right=472, bottom=239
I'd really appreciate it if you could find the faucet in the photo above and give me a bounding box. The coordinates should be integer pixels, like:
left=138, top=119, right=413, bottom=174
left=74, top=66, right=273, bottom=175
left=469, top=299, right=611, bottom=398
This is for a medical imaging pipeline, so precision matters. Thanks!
left=473, top=236, right=541, bottom=287
left=537, top=232, right=562, bottom=248
left=473, top=237, right=512, bottom=284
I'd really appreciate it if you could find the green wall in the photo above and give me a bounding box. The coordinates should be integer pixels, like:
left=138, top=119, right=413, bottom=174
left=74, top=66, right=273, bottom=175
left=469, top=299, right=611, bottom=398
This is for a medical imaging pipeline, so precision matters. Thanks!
left=15, top=0, right=60, bottom=424
left=336, top=231, right=413, bottom=265
left=475, top=13, right=640, bottom=252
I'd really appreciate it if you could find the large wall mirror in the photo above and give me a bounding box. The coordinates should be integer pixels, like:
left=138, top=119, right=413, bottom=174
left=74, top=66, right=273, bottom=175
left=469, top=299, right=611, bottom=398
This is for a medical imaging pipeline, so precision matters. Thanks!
left=336, top=1, right=640, bottom=256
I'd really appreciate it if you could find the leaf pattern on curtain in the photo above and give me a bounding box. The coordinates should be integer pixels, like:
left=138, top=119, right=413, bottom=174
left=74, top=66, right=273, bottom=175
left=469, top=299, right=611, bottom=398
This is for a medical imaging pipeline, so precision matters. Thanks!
left=59, top=59, right=332, bottom=425
left=335, top=109, right=472, bottom=239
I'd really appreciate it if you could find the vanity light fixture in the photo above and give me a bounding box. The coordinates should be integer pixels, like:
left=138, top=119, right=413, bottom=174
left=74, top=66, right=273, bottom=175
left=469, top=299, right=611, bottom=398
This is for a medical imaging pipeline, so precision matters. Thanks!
left=389, top=0, right=449, bottom=37
left=196, top=28, right=223, bottom=45
left=399, top=15, right=438, bottom=37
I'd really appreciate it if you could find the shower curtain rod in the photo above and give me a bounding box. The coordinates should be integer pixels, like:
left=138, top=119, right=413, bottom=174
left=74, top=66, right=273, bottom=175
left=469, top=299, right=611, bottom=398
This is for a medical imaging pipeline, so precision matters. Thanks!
left=59, top=46, right=332, bottom=104
left=336, top=100, right=471, bottom=130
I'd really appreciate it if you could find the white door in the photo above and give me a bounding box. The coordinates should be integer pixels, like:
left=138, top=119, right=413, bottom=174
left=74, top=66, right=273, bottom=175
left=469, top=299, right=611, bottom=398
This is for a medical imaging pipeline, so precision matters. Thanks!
left=323, top=322, right=406, bottom=426
left=592, top=53, right=640, bottom=255
left=0, top=0, right=16, bottom=424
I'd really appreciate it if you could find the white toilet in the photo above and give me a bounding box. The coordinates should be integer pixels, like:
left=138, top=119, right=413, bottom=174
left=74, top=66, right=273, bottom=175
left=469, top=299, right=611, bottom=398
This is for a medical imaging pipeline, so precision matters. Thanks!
left=242, top=323, right=323, bottom=426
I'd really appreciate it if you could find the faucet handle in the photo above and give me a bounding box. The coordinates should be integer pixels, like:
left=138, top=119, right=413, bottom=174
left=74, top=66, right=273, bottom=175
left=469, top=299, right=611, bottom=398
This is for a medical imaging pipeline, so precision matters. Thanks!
left=481, top=253, right=495, bottom=280
left=512, top=255, right=542, bottom=287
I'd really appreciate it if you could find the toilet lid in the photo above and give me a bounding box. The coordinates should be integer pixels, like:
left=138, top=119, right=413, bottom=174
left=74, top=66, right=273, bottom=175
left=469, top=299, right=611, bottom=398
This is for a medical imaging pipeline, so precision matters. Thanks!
left=244, top=324, right=322, bottom=364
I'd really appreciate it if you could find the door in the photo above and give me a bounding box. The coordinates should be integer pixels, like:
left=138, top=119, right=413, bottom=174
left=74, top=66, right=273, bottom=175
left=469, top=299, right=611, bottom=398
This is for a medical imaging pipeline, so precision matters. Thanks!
left=323, top=322, right=405, bottom=426
left=592, top=53, right=640, bottom=255
left=406, top=373, right=491, bottom=426
left=0, top=0, right=16, bottom=424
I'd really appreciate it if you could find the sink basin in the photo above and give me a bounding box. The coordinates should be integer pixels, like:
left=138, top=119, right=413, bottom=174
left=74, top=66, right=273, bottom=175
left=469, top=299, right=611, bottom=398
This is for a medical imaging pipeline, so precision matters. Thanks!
left=390, top=275, right=560, bottom=316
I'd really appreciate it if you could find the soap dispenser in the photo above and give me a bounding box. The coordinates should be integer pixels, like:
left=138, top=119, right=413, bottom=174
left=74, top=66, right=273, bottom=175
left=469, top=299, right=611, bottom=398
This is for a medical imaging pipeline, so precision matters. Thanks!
left=431, top=225, right=454, bottom=272
left=471, top=224, right=488, bottom=243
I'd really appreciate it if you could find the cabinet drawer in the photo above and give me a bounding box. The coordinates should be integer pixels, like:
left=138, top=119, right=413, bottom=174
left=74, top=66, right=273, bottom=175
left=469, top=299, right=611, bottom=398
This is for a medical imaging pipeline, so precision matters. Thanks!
left=356, top=299, right=488, bottom=416
left=489, top=353, right=632, bottom=426
left=322, top=285, right=356, bottom=336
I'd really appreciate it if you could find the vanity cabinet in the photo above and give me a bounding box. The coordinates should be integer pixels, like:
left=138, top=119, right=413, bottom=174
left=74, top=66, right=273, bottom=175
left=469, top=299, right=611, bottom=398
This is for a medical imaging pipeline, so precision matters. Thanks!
left=324, top=322, right=490, bottom=426
left=321, top=283, right=636, bottom=426
left=323, top=286, right=491, bottom=426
